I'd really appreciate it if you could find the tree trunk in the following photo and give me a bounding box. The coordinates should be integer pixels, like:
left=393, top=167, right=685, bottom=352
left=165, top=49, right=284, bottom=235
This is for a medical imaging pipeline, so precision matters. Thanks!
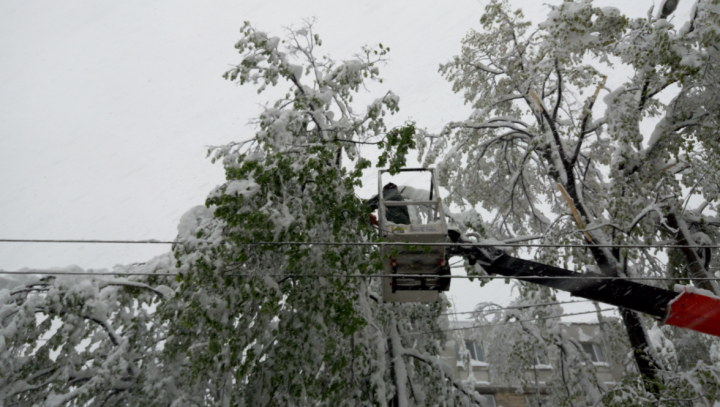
left=619, top=308, right=660, bottom=394
left=666, top=212, right=719, bottom=294
left=564, top=181, right=663, bottom=395
left=589, top=249, right=661, bottom=393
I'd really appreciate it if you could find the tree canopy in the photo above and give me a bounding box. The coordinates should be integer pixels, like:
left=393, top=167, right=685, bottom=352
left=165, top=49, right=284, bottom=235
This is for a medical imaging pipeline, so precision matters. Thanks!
left=3, top=1, right=720, bottom=406
left=1, top=21, right=482, bottom=407
left=420, top=0, right=720, bottom=404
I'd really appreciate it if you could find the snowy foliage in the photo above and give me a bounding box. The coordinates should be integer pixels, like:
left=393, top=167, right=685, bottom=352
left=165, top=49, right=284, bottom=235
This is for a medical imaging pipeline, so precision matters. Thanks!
left=0, top=257, right=176, bottom=406
left=4, top=2, right=720, bottom=406
left=419, top=0, right=720, bottom=405
left=1, top=22, right=484, bottom=406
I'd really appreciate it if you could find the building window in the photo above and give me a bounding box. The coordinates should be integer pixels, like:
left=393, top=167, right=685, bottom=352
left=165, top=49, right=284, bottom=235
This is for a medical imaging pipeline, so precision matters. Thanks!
left=479, top=394, right=496, bottom=407
left=581, top=343, right=606, bottom=363
left=534, top=350, right=548, bottom=366
left=455, top=340, right=484, bottom=362
left=466, top=340, right=484, bottom=362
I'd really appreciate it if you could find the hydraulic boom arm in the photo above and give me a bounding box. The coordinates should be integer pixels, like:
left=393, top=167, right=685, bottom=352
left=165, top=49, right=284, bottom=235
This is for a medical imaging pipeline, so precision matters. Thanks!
left=449, top=244, right=720, bottom=338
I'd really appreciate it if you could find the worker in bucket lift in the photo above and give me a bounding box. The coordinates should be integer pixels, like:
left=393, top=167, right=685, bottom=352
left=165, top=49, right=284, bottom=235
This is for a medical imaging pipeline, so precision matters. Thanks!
left=367, top=183, right=411, bottom=225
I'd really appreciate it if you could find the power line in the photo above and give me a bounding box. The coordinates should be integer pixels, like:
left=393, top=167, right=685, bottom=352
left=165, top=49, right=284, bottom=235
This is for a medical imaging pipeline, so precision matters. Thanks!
left=0, top=267, right=621, bottom=330
left=1, top=269, right=719, bottom=282
left=440, top=300, right=591, bottom=317
left=459, top=308, right=617, bottom=330
left=409, top=308, right=618, bottom=337
left=2, top=238, right=720, bottom=249
left=0, top=270, right=178, bottom=277
left=0, top=239, right=176, bottom=244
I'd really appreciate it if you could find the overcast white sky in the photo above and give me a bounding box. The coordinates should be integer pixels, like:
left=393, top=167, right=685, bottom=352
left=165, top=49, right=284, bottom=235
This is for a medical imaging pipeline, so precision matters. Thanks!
left=0, top=0, right=695, bottom=319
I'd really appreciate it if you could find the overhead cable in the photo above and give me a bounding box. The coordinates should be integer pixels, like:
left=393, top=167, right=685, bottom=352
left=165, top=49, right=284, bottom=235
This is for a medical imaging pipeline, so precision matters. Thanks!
left=409, top=308, right=618, bottom=337
left=1, top=269, right=719, bottom=282
left=2, top=238, right=720, bottom=249
left=440, top=300, right=592, bottom=317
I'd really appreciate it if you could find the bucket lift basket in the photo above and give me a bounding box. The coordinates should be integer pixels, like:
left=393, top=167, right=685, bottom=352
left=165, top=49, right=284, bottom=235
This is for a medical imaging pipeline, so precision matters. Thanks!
left=377, top=168, right=451, bottom=303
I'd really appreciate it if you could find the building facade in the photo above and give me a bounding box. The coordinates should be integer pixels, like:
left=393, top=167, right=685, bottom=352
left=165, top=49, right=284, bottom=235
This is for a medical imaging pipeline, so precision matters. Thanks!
left=439, top=321, right=624, bottom=407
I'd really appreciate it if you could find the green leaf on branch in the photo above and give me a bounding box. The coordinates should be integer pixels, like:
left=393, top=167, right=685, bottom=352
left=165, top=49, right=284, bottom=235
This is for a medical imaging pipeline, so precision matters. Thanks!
left=377, top=123, right=417, bottom=175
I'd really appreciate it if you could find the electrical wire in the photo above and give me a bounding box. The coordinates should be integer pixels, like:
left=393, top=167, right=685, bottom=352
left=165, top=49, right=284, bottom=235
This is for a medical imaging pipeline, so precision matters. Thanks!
left=0, top=267, right=621, bottom=331
left=440, top=300, right=591, bottom=317
left=1, top=269, right=719, bottom=281
left=2, top=238, right=720, bottom=249
left=0, top=239, right=177, bottom=244
left=408, top=308, right=618, bottom=337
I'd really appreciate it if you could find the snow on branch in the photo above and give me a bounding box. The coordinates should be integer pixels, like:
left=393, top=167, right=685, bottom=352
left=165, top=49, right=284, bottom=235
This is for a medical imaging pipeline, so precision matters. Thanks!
left=401, top=348, right=486, bottom=405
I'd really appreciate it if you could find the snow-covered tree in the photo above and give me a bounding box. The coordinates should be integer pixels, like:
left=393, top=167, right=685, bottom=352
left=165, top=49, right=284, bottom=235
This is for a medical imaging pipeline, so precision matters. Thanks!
left=1, top=22, right=486, bottom=406
left=0, top=257, right=177, bottom=406
left=6, top=3, right=720, bottom=405
left=420, top=0, right=720, bottom=404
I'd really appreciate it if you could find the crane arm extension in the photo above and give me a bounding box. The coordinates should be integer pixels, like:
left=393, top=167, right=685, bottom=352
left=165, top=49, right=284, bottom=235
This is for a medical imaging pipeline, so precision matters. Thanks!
left=453, top=245, right=720, bottom=337
left=484, top=255, right=676, bottom=318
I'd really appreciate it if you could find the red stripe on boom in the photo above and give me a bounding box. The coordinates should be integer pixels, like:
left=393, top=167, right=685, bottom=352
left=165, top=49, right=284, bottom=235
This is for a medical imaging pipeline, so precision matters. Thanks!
left=665, top=290, right=720, bottom=337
